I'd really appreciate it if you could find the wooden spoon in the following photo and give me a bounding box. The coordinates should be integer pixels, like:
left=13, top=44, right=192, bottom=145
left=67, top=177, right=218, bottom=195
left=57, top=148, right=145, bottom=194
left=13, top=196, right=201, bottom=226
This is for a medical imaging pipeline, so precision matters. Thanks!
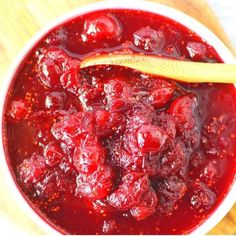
left=80, top=54, right=236, bottom=83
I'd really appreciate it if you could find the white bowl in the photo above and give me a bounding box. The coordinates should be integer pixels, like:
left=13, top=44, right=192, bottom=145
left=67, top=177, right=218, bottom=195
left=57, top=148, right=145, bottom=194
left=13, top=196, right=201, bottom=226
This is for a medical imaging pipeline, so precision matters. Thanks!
left=1, top=0, right=235, bottom=235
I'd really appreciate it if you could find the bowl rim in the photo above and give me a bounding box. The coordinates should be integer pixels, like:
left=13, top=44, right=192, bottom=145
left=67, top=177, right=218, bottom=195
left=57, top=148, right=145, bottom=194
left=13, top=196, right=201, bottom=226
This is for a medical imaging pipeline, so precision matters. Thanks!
left=0, top=0, right=235, bottom=235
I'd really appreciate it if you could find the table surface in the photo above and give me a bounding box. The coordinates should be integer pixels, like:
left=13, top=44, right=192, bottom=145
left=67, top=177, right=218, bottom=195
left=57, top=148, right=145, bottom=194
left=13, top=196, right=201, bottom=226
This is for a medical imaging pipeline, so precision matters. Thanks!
left=0, top=0, right=235, bottom=235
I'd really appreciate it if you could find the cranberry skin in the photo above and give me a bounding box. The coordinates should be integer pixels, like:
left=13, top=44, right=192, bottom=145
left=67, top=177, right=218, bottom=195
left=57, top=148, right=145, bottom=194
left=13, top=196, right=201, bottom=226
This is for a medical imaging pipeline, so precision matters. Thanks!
left=45, top=91, right=67, bottom=110
left=153, top=113, right=176, bottom=140
left=190, top=151, right=206, bottom=169
left=112, top=144, right=144, bottom=172
left=45, top=27, right=68, bottom=46
left=130, top=188, right=158, bottom=220
left=157, top=176, right=187, bottom=215
left=200, top=160, right=220, bottom=187
left=35, top=171, right=76, bottom=198
left=38, top=48, right=70, bottom=87
left=44, top=142, right=63, bottom=167
left=104, top=79, right=132, bottom=111
left=51, top=112, right=94, bottom=148
left=92, top=199, right=114, bottom=212
left=18, top=153, right=47, bottom=184
left=137, top=125, right=168, bottom=153
left=73, top=143, right=106, bottom=173
left=189, top=180, right=216, bottom=212
left=186, top=42, right=207, bottom=61
left=107, top=173, right=149, bottom=210
left=168, top=94, right=198, bottom=130
left=158, top=141, right=186, bottom=177
left=127, top=102, right=155, bottom=130
left=95, top=110, right=125, bottom=137
left=122, top=132, right=141, bottom=155
left=148, top=86, right=174, bottom=109
left=104, top=79, right=132, bottom=99
left=79, top=84, right=106, bottom=111
left=133, top=27, right=165, bottom=52
left=81, top=13, right=122, bottom=43
left=8, top=99, right=29, bottom=121
left=60, top=68, right=81, bottom=95
left=76, top=165, right=114, bottom=200
left=102, top=220, right=117, bottom=234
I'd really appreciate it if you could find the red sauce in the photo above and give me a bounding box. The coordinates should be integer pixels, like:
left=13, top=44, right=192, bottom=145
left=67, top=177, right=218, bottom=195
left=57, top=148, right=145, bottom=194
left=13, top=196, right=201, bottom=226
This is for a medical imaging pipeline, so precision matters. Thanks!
left=3, top=9, right=236, bottom=234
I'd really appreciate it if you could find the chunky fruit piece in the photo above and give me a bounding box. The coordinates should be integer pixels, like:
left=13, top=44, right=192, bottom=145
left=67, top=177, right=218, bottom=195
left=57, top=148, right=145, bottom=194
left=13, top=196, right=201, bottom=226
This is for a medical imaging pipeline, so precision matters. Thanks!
left=168, top=94, right=198, bottom=130
left=104, top=79, right=132, bottom=99
left=112, top=142, right=144, bottom=172
left=133, top=27, right=165, bottom=52
left=200, top=160, right=219, bottom=187
left=60, top=68, right=81, bottom=94
left=148, top=86, right=174, bottom=109
left=76, top=165, right=114, bottom=200
left=127, top=102, right=155, bottom=129
left=137, top=125, right=168, bottom=153
left=104, top=79, right=132, bottom=111
left=8, top=99, right=29, bottom=121
left=158, top=141, right=186, bottom=177
left=122, top=131, right=141, bottom=155
left=35, top=171, right=76, bottom=198
left=130, top=188, right=158, bottom=220
left=38, top=48, right=70, bottom=87
left=51, top=112, right=94, bottom=148
left=92, top=199, right=114, bottom=212
left=95, top=110, right=125, bottom=137
left=157, top=176, right=187, bottom=215
left=153, top=113, right=176, bottom=139
left=79, top=84, right=106, bottom=111
left=189, top=180, right=216, bottom=211
left=44, top=142, right=63, bottom=167
left=81, top=13, right=122, bottom=43
left=45, top=27, right=68, bottom=46
left=186, top=42, right=207, bottom=61
left=18, top=153, right=47, bottom=184
left=168, top=94, right=200, bottom=148
left=73, top=142, right=106, bottom=173
left=107, top=173, right=149, bottom=210
left=45, top=91, right=67, bottom=110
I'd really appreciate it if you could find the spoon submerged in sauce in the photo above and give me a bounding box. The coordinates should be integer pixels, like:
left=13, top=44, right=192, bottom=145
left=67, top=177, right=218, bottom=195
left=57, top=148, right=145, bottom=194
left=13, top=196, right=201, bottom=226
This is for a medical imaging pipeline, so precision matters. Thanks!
left=80, top=53, right=236, bottom=83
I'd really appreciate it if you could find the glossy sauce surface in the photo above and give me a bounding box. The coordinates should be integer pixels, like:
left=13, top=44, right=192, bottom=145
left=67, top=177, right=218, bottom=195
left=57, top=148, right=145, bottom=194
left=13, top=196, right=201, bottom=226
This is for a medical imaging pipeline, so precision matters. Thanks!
left=3, top=9, right=236, bottom=234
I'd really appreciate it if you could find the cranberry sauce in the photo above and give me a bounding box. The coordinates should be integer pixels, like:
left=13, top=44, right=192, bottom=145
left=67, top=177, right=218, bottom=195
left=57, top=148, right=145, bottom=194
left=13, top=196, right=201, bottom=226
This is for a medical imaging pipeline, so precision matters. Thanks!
left=3, top=9, right=236, bottom=234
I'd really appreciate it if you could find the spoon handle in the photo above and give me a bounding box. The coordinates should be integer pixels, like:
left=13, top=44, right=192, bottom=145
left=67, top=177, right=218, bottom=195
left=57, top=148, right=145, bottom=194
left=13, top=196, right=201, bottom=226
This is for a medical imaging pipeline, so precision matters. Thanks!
left=80, top=54, right=236, bottom=84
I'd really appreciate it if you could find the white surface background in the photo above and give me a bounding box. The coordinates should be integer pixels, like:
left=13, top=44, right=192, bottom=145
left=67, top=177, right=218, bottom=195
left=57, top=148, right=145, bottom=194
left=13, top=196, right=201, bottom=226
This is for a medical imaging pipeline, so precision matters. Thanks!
left=208, top=0, right=236, bottom=49
left=0, top=1, right=235, bottom=235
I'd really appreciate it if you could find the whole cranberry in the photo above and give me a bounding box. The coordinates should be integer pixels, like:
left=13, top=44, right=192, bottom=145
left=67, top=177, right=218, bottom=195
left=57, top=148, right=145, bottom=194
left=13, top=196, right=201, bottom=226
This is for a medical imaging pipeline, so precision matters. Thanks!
left=133, top=27, right=165, bottom=52
left=38, top=48, right=70, bottom=87
left=44, top=142, right=63, bottom=167
left=168, top=94, right=198, bottom=130
left=186, top=42, right=207, bottom=61
left=18, top=153, right=47, bottom=184
left=137, top=125, right=168, bottom=153
left=189, top=180, right=216, bottom=212
left=148, top=86, right=174, bottom=109
left=73, top=142, right=106, bottom=173
left=45, top=91, right=67, bottom=110
left=130, top=188, right=158, bottom=220
left=156, top=176, right=187, bottom=215
left=107, top=173, right=149, bottom=210
left=76, top=165, right=114, bottom=200
left=60, top=68, right=81, bottom=95
left=81, top=13, right=122, bottom=43
left=8, top=99, right=29, bottom=121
